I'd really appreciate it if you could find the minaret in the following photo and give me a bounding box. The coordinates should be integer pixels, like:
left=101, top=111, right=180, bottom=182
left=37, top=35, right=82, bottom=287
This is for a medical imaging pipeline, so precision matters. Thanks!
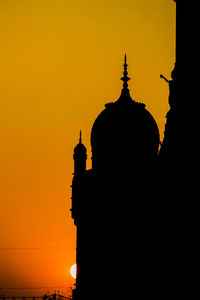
left=73, top=131, right=87, bottom=175
left=71, top=131, right=87, bottom=300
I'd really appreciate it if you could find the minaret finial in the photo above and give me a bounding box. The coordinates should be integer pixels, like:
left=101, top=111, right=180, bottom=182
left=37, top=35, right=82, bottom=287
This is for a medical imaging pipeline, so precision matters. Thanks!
left=121, top=54, right=130, bottom=89
left=79, top=130, right=82, bottom=143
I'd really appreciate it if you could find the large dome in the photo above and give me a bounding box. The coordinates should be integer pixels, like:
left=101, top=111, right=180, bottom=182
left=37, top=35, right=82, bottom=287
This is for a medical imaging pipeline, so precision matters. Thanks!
left=91, top=57, right=160, bottom=172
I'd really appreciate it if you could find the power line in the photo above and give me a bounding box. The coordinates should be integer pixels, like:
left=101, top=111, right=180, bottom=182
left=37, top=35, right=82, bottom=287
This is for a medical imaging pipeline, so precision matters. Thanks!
left=0, top=247, right=74, bottom=251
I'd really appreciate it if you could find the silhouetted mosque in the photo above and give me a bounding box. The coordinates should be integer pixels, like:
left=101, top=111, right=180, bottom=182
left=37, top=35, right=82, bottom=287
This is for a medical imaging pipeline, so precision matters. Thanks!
left=71, top=1, right=192, bottom=299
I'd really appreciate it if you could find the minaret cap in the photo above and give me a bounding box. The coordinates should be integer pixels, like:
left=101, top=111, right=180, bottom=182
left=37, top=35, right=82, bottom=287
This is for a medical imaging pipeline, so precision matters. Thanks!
left=74, top=130, right=87, bottom=156
left=73, top=130, right=87, bottom=174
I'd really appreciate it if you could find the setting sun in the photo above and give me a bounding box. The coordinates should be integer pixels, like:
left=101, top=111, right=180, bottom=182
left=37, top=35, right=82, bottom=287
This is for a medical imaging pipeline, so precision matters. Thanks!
left=70, top=264, right=77, bottom=279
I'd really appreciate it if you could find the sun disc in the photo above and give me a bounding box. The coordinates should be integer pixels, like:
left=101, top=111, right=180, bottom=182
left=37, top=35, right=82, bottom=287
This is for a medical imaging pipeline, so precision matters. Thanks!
left=70, top=264, right=77, bottom=279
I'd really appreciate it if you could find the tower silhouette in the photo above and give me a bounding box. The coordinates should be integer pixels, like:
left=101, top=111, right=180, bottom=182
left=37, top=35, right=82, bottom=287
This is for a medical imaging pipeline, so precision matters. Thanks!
left=159, top=1, right=187, bottom=166
left=159, top=2, right=197, bottom=296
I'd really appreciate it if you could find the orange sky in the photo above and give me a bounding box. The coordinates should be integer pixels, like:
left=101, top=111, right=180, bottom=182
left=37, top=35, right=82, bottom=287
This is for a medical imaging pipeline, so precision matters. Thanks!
left=0, top=0, right=175, bottom=296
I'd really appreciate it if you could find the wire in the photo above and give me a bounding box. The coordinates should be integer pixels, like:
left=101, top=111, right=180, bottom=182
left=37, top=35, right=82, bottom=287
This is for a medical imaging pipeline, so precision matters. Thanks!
left=0, top=247, right=74, bottom=251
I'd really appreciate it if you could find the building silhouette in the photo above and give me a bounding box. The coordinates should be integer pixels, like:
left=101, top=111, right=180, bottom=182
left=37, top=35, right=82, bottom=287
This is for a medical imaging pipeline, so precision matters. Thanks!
left=71, top=55, right=163, bottom=300
left=71, top=1, right=194, bottom=299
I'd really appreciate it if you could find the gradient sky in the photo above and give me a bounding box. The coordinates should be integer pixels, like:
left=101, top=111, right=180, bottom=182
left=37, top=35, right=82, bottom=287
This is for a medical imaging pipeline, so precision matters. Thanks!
left=0, top=0, right=175, bottom=296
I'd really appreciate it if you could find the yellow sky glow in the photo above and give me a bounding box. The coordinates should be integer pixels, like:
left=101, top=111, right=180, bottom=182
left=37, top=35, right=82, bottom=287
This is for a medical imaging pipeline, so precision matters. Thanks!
left=0, top=0, right=175, bottom=295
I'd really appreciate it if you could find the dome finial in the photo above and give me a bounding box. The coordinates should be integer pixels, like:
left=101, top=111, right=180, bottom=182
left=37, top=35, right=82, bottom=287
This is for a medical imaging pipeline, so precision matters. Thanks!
left=79, top=130, right=82, bottom=143
left=121, top=54, right=130, bottom=90
left=124, top=53, right=127, bottom=65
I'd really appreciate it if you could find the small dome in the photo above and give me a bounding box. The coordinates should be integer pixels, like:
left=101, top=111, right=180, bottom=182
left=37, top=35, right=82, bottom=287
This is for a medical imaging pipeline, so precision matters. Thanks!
left=74, top=131, right=87, bottom=157
left=74, top=142, right=87, bottom=155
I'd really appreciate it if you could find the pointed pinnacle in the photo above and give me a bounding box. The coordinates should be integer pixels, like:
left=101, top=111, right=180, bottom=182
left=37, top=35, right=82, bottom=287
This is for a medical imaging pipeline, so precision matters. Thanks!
left=121, top=54, right=130, bottom=89
left=79, top=130, right=82, bottom=143
left=124, top=54, right=127, bottom=66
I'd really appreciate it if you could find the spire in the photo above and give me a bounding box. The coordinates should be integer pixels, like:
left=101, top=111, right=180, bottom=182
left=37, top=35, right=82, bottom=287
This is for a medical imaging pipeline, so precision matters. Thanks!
left=79, top=130, right=82, bottom=144
left=121, top=54, right=130, bottom=90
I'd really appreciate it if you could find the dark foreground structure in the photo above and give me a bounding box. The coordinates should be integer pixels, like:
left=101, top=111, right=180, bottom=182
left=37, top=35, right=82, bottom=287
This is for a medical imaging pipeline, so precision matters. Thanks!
left=71, top=1, right=196, bottom=299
